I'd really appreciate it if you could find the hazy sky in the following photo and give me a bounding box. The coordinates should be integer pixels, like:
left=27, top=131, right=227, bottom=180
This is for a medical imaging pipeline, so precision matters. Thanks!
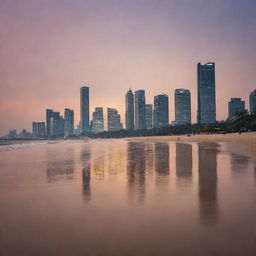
left=1, top=0, right=256, bottom=135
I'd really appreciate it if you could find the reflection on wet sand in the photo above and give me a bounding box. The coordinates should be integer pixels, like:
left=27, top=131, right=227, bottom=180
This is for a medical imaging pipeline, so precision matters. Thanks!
left=155, top=143, right=169, bottom=184
left=176, top=143, right=192, bottom=189
left=230, top=153, right=250, bottom=174
left=46, top=147, right=75, bottom=183
left=198, top=143, right=218, bottom=224
left=127, top=142, right=146, bottom=204
left=81, top=144, right=91, bottom=200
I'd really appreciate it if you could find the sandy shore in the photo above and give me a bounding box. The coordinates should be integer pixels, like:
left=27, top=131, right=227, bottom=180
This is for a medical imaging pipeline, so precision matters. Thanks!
left=127, top=132, right=256, bottom=143
left=127, top=132, right=256, bottom=158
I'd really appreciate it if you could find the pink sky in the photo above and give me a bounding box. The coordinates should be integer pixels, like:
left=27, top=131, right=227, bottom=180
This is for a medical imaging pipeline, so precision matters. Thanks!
left=0, top=0, right=256, bottom=135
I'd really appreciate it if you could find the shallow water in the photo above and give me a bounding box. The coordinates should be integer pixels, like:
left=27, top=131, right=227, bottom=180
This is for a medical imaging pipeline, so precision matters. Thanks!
left=0, top=139, right=255, bottom=256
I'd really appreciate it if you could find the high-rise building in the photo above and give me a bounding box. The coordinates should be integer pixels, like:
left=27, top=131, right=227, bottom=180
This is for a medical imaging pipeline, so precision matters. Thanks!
left=249, top=90, right=256, bottom=113
left=154, top=94, right=169, bottom=128
left=228, top=98, right=245, bottom=119
left=125, top=89, right=134, bottom=130
left=197, top=62, right=216, bottom=124
left=135, top=90, right=146, bottom=130
left=46, top=109, right=54, bottom=136
left=91, top=107, right=104, bottom=133
left=145, top=104, right=153, bottom=129
left=32, top=122, right=46, bottom=139
left=80, top=86, right=90, bottom=134
left=64, top=109, right=74, bottom=137
left=175, top=89, right=191, bottom=125
left=107, top=108, right=123, bottom=131
left=49, top=112, right=64, bottom=138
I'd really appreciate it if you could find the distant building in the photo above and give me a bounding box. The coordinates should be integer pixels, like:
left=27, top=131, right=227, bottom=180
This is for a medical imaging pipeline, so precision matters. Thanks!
left=91, top=107, right=104, bottom=133
left=154, top=94, right=169, bottom=128
left=125, top=89, right=134, bottom=130
left=175, top=89, right=191, bottom=125
left=49, top=112, right=64, bottom=138
left=145, top=104, right=153, bottom=129
left=249, top=90, right=256, bottom=113
left=64, top=109, right=74, bottom=137
left=80, top=86, right=90, bottom=134
left=228, top=98, right=246, bottom=119
left=46, top=109, right=53, bottom=136
left=197, top=62, right=216, bottom=124
left=135, top=90, right=146, bottom=130
left=8, top=129, right=17, bottom=139
left=18, top=129, right=32, bottom=139
left=107, top=108, right=123, bottom=131
left=32, top=122, right=46, bottom=139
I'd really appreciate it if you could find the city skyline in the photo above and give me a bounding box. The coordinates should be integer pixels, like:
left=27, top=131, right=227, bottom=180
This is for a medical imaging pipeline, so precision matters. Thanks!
left=1, top=1, right=256, bottom=135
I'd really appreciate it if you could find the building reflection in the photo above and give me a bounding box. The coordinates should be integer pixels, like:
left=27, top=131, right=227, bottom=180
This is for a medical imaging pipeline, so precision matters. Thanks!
left=93, top=155, right=105, bottom=180
left=127, top=142, right=146, bottom=204
left=198, top=143, right=218, bottom=225
left=46, top=147, right=75, bottom=183
left=109, top=148, right=125, bottom=175
left=155, top=143, right=169, bottom=184
left=230, top=153, right=250, bottom=174
left=176, top=143, right=192, bottom=188
left=81, top=144, right=91, bottom=200
left=145, top=142, right=154, bottom=175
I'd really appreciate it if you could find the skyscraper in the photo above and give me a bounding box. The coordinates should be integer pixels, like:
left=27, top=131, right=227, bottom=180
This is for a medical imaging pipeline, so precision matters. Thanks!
left=80, top=86, right=90, bottom=134
left=91, top=107, right=104, bottom=133
left=32, top=122, right=46, bottom=139
left=175, top=89, right=191, bottom=125
left=64, top=108, right=74, bottom=137
left=125, top=89, right=134, bottom=130
left=107, top=108, right=123, bottom=131
left=154, top=94, right=169, bottom=128
left=197, top=62, right=216, bottom=124
left=249, top=90, right=256, bottom=113
left=46, top=109, right=53, bottom=136
left=49, top=112, right=64, bottom=138
left=135, top=90, right=146, bottom=130
left=228, top=98, right=245, bottom=119
left=145, top=104, right=153, bottom=129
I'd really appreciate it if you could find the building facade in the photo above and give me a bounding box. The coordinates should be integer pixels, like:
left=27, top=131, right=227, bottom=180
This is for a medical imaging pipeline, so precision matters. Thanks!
left=107, top=108, right=123, bottom=131
left=175, top=89, right=191, bottom=125
left=91, top=107, right=104, bottom=133
left=32, top=122, right=46, bottom=139
left=145, top=104, right=153, bottom=129
left=49, top=112, right=64, bottom=138
left=46, top=109, right=53, bottom=136
left=80, top=86, right=90, bottom=134
left=154, top=94, right=169, bottom=128
left=197, top=62, right=216, bottom=124
left=228, top=98, right=246, bottom=119
left=249, top=90, right=256, bottom=113
left=64, top=108, right=74, bottom=137
left=134, top=90, right=146, bottom=130
left=125, top=89, right=134, bottom=130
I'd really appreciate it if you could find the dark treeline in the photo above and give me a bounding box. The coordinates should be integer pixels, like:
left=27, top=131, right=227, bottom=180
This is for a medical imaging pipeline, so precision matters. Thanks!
left=89, top=111, right=256, bottom=139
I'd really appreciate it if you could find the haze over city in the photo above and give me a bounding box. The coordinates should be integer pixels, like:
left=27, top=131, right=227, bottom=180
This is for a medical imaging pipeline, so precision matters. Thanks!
left=1, top=0, right=256, bottom=135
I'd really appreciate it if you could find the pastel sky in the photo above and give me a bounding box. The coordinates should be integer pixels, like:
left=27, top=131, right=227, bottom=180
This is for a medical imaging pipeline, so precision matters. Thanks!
left=1, top=0, right=256, bottom=135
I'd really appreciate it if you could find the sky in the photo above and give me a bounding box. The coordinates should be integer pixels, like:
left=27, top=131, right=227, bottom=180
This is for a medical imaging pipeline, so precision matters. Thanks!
left=0, top=0, right=256, bottom=135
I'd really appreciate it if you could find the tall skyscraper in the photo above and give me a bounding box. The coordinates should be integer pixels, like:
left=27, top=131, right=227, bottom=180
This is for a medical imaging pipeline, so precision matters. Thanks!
left=49, top=112, right=64, bottom=138
left=249, top=90, right=256, bottom=113
left=32, top=122, right=46, bottom=139
left=46, top=109, right=53, bottom=136
left=80, top=86, right=90, bottom=134
left=125, top=89, right=134, bottom=130
left=135, top=90, right=146, bottom=130
left=64, top=108, right=74, bottom=137
left=91, top=107, right=104, bottom=133
left=175, top=89, right=191, bottom=125
left=154, top=94, right=169, bottom=128
left=228, top=98, right=245, bottom=119
left=107, top=108, right=123, bottom=131
left=197, top=62, right=216, bottom=124
left=145, top=104, right=153, bottom=129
